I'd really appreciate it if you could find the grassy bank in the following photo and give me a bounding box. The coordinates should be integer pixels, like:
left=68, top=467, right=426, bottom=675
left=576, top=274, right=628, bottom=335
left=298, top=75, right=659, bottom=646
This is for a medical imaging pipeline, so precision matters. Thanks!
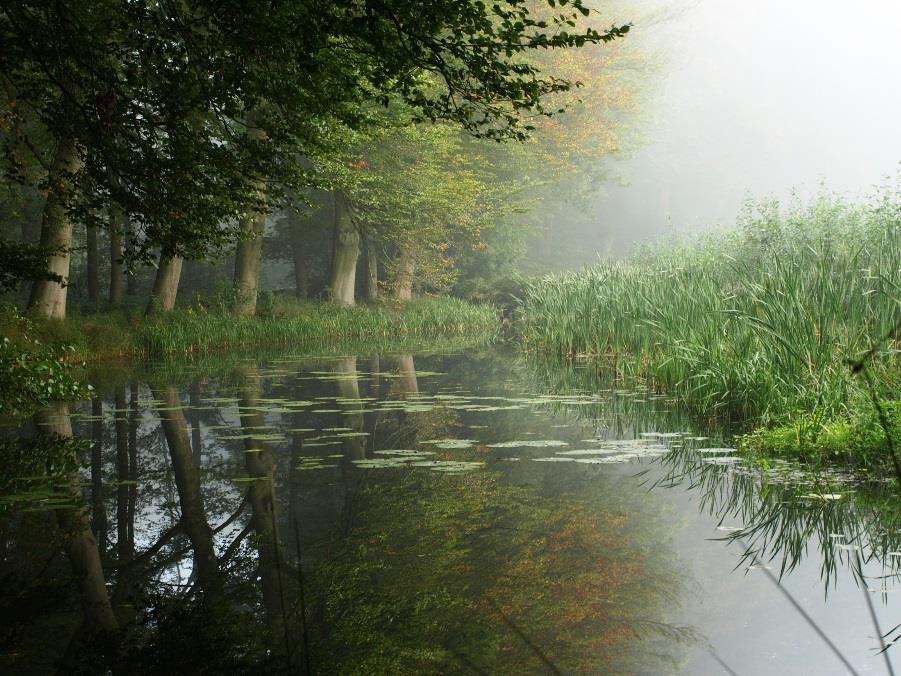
left=520, top=189, right=900, bottom=466
left=1, top=296, right=498, bottom=362
left=0, top=296, right=497, bottom=418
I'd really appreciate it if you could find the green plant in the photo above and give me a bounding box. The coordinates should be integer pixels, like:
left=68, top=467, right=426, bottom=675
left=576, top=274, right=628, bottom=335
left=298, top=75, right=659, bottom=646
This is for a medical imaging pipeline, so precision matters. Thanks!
left=0, top=306, right=91, bottom=416
left=520, top=187, right=900, bottom=436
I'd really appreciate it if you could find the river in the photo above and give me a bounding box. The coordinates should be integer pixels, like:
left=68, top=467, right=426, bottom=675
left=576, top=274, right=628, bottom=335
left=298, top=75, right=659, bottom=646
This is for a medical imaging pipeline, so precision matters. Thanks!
left=2, top=345, right=898, bottom=674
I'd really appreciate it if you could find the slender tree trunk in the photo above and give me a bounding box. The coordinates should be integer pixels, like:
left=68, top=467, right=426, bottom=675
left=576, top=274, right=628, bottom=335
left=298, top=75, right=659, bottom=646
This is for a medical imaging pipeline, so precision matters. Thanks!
left=328, top=190, right=359, bottom=306
left=86, top=224, right=100, bottom=305
left=145, top=252, right=182, bottom=315
left=34, top=402, right=119, bottom=637
left=109, top=210, right=125, bottom=306
left=368, top=354, right=380, bottom=397
left=233, top=209, right=267, bottom=316
left=364, top=230, right=378, bottom=302
left=288, top=207, right=308, bottom=298
left=189, top=380, right=202, bottom=466
left=125, top=220, right=138, bottom=297
left=112, top=386, right=138, bottom=624
left=394, top=245, right=415, bottom=301
left=28, top=135, right=81, bottom=319
left=114, top=387, right=129, bottom=560
left=127, top=383, right=138, bottom=552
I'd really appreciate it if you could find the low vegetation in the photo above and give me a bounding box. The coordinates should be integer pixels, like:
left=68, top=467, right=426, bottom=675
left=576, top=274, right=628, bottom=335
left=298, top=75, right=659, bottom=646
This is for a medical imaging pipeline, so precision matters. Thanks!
left=0, top=295, right=497, bottom=418
left=520, top=189, right=900, bottom=465
left=0, top=307, right=90, bottom=416
left=0, top=295, right=496, bottom=367
left=140, top=296, right=497, bottom=356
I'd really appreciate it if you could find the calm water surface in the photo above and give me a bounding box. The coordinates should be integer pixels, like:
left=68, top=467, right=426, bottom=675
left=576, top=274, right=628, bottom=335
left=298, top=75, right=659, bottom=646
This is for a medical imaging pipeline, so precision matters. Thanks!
left=2, top=346, right=899, bottom=674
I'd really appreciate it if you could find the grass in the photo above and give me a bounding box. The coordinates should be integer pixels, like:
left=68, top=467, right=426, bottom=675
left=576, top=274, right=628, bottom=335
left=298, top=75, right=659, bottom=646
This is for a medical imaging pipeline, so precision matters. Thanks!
left=519, top=187, right=900, bottom=465
left=0, top=295, right=498, bottom=363
left=140, top=295, right=497, bottom=356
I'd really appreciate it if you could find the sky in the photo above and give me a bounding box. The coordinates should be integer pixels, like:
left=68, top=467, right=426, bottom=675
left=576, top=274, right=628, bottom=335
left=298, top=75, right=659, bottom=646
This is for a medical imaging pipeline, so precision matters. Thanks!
left=531, top=0, right=901, bottom=264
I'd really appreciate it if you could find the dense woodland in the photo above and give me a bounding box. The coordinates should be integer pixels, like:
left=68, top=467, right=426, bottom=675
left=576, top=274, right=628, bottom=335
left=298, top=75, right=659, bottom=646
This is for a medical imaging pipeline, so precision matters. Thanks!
left=0, top=0, right=651, bottom=319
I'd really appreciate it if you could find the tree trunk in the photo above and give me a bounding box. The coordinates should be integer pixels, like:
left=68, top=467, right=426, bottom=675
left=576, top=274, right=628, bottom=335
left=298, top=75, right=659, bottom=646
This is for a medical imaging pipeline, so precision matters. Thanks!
left=127, top=383, right=139, bottom=553
left=364, top=230, right=379, bottom=302
left=233, top=209, right=267, bottom=316
left=328, top=190, right=359, bottom=307
left=112, top=386, right=138, bottom=624
left=114, top=387, right=130, bottom=561
left=34, top=402, right=119, bottom=637
left=394, top=244, right=415, bottom=301
left=28, top=136, right=81, bottom=320
left=232, top=118, right=268, bottom=316
left=189, top=380, right=203, bottom=465
left=368, top=354, right=380, bottom=397
left=125, top=219, right=138, bottom=296
left=288, top=207, right=308, bottom=298
left=86, top=224, right=100, bottom=305
left=109, top=210, right=125, bottom=306
left=393, top=354, right=419, bottom=395
left=146, top=253, right=182, bottom=315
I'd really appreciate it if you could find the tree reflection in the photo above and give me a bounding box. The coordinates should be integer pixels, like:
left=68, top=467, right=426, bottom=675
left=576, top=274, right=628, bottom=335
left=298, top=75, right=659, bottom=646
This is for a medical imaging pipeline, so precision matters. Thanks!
left=303, top=465, right=689, bottom=674
left=153, top=384, right=222, bottom=595
left=236, top=366, right=293, bottom=664
left=33, top=402, right=119, bottom=662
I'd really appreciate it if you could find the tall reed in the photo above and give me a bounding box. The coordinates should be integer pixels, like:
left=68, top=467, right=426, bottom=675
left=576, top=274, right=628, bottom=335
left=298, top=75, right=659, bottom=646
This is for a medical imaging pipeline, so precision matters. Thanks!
left=520, top=187, right=900, bottom=427
left=140, top=296, right=498, bottom=356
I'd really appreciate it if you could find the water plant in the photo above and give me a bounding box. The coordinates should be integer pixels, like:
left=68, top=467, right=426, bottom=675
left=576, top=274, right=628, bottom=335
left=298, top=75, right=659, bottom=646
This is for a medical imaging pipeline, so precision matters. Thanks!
left=520, top=187, right=900, bottom=458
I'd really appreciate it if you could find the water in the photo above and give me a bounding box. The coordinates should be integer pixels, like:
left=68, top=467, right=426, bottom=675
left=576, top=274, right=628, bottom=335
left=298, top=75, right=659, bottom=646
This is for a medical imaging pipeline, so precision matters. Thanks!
left=2, top=346, right=899, bottom=674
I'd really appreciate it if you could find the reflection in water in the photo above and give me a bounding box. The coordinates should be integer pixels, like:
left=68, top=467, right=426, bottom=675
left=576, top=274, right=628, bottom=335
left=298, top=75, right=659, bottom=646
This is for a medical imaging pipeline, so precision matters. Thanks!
left=236, top=366, right=292, bottom=663
left=154, top=384, right=222, bottom=596
left=34, top=402, right=119, bottom=661
left=657, top=443, right=901, bottom=590
left=0, top=348, right=898, bottom=672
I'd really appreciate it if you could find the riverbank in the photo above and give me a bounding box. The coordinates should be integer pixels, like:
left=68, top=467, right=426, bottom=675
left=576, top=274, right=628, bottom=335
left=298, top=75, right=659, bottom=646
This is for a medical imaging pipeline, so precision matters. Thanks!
left=0, top=296, right=498, bottom=416
left=2, top=296, right=498, bottom=361
left=519, top=192, right=900, bottom=469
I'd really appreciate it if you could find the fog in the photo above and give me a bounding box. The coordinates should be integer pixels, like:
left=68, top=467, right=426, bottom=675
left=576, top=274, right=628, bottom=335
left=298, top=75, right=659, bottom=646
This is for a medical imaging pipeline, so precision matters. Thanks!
left=529, top=0, right=901, bottom=267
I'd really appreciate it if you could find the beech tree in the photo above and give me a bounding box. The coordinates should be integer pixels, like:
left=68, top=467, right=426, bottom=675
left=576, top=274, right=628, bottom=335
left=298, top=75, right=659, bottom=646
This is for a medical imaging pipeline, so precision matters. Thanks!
left=2, top=1, right=629, bottom=317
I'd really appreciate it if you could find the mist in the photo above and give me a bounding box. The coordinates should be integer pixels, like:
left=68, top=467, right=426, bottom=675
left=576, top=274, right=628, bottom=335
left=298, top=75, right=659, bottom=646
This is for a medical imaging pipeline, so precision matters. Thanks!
left=529, top=0, right=901, bottom=267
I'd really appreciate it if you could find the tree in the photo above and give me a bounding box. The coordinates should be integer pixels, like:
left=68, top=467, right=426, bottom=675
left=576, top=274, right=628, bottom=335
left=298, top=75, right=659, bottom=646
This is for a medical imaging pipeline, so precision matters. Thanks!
left=2, top=1, right=630, bottom=316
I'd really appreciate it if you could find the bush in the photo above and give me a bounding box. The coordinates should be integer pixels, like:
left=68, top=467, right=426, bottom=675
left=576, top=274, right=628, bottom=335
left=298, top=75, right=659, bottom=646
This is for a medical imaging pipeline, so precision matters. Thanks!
left=0, top=305, right=90, bottom=417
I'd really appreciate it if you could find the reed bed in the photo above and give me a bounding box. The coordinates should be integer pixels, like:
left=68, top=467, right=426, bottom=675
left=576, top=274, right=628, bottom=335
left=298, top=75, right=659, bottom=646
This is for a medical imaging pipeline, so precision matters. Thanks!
left=2, top=297, right=497, bottom=363
left=140, top=296, right=498, bottom=356
left=520, top=189, right=900, bottom=432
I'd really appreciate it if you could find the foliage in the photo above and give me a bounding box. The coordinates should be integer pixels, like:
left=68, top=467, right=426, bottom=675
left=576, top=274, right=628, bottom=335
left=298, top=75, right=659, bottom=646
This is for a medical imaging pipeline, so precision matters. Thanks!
left=0, top=432, right=85, bottom=513
left=0, top=239, right=63, bottom=292
left=1, top=0, right=630, bottom=271
left=739, top=400, right=901, bottom=469
left=0, top=306, right=89, bottom=415
left=520, top=186, right=901, bottom=432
